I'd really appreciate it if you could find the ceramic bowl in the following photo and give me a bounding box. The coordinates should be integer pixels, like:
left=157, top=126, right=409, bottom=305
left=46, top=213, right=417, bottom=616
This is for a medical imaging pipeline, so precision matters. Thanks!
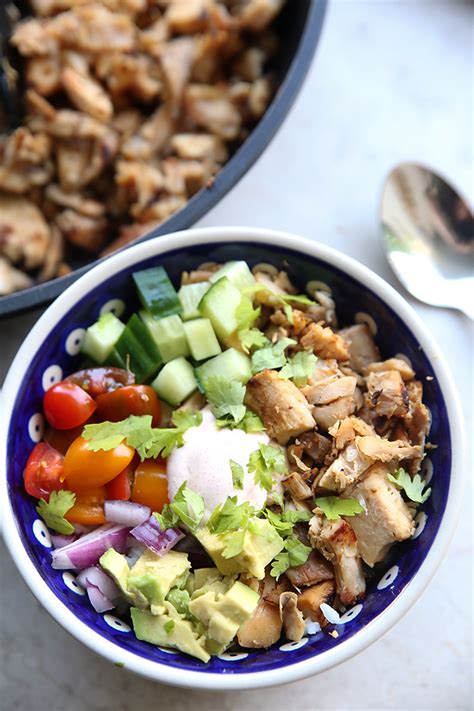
left=0, top=227, right=463, bottom=690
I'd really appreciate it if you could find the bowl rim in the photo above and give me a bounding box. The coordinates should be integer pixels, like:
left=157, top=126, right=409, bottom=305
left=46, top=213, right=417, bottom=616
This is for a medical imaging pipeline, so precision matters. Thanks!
left=0, top=0, right=328, bottom=318
left=0, top=227, right=464, bottom=690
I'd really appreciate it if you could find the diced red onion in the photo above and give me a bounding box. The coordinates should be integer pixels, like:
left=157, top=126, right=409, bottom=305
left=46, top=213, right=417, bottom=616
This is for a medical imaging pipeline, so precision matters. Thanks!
left=76, top=565, right=120, bottom=600
left=51, top=523, right=130, bottom=571
left=87, top=584, right=115, bottom=613
left=104, top=500, right=151, bottom=527
left=130, top=516, right=184, bottom=556
left=51, top=533, right=78, bottom=549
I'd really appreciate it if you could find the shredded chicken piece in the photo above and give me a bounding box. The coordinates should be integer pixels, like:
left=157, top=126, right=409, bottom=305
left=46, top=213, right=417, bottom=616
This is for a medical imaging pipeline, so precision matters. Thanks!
left=237, top=599, right=283, bottom=648
left=313, top=396, right=357, bottom=432
left=46, top=6, right=137, bottom=53
left=0, top=257, right=33, bottom=295
left=302, top=374, right=357, bottom=405
left=279, top=591, right=305, bottom=642
left=0, top=195, right=51, bottom=269
left=285, top=550, right=334, bottom=588
left=363, top=358, right=415, bottom=381
left=55, top=209, right=108, bottom=251
left=159, top=38, right=197, bottom=107
left=339, top=324, right=380, bottom=373
left=185, top=84, right=242, bottom=140
left=296, top=431, right=332, bottom=466
left=328, top=416, right=375, bottom=450
left=300, top=323, right=350, bottom=362
left=403, top=380, right=431, bottom=474
left=61, top=68, right=114, bottom=122
left=356, top=435, right=421, bottom=463
left=309, top=513, right=366, bottom=605
left=343, top=464, right=415, bottom=566
left=26, top=55, right=61, bottom=96
left=297, top=580, right=336, bottom=627
left=170, top=133, right=228, bottom=162
left=318, top=441, right=373, bottom=492
left=238, top=0, right=285, bottom=32
left=45, top=184, right=105, bottom=218
left=365, top=370, right=409, bottom=418
left=245, top=368, right=316, bottom=444
left=283, top=472, right=313, bottom=500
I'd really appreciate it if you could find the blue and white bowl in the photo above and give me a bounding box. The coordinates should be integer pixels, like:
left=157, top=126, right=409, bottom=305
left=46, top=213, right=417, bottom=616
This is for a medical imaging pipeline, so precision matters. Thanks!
left=0, top=228, right=464, bottom=690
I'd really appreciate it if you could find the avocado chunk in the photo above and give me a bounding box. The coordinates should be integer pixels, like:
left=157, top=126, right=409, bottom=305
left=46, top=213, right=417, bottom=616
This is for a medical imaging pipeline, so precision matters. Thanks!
left=189, top=581, right=259, bottom=651
left=131, top=602, right=210, bottom=663
left=128, top=549, right=191, bottom=608
left=99, top=548, right=147, bottom=608
left=195, top=519, right=284, bottom=579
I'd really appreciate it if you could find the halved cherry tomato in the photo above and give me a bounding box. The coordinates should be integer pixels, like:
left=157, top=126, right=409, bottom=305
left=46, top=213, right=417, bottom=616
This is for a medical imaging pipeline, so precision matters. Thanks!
left=65, top=486, right=106, bottom=526
left=66, top=367, right=134, bottom=397
left=96, top=385, right=161, bottom=426
left=63, top=436, right=135, bottom=491
left=44, top=425, right=86, bottom=456
left=131, top=458, right=168, bottom=512
left=23, top=442, right=64, bottom=499
left=106, top=464, right=133, bottom=501
left=43, top=382, right=96, bottom=430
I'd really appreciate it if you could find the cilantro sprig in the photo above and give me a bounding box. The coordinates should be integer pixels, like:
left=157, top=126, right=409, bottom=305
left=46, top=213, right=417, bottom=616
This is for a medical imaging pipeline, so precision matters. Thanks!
left=270, top=538, right=312, bottom=580
left=315, top=496, right=365, bottom=521
left=82, top=411, right=202, bottom=460
left=230, top=460, right=244, bottom=490
left=251, top=337, right=296, bottom=374
left=203, top=376, right=246, bottom=426
left=236, top=410, right=265, bottom=433
left=387, top=467, right=431, bottom=504
left=279, top=350, right=318, bottom=387
left=155, top=482, right=204, bottom=532
left=235, top=295, right=269, bottom=354
left=248, top=443, right=288, bottom=491
left=36, top=490, right=76, bottom=534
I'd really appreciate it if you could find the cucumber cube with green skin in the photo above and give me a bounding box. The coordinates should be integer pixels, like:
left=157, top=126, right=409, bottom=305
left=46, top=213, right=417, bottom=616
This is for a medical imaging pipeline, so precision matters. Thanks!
left=133, top=266, right=182, bottom=319
left=152, top=357, right=197, bottom=405
left=183, top=318, right=222, bottom=361
left=195, top=348, right=252, bottom=386
left=178, top=282, right=210, bottom=321
left=209, top=261, right=256, bottom=292
left=109, top=314, right=162, bottom=382
left=140, top=311, right=190, bottom=363
left=198, top=277, right=242, bottom=341
left=81, top=312, right=125, bottom=364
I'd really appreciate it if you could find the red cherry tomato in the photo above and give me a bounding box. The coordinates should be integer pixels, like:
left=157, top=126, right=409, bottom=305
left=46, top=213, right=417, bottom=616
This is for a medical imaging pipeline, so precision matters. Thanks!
left=106, top=465, right=133, bottom=501
left=131, top=458, right=168, bottom=512
left=96, top=385, right=161, bottom=426
left=65, top=367, right=135, bottom=398
left=63, top=436, right=135, bottom=491
left=65, top=486, right=107, bottom=525
left=23, top=442, right=64, bottom=499
left=43, top=382, right=96, bottom=430
left=44, top=425, right=86, bottom=456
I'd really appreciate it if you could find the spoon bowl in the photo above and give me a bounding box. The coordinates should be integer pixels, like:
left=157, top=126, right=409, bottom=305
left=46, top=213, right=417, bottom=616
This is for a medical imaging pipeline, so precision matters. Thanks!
left=380, top=162, right=474, bottom=318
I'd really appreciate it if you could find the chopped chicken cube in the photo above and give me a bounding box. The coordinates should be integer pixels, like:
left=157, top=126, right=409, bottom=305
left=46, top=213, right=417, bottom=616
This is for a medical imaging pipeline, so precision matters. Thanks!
left=0, top=195, right=51, bottom=269
left=300, top=323, right=350, bottom=361
left=339, top=324, right=380, bottom=373
left=343, top=464, right=414, bottom=566
left=366, top=370, right=409, bottom=418
left=245, top=368, right=316, bottom=444
left=318, top=442, right=373, bottom=492
left=285, top=550, right=334, bottom=588
left=313, top=395, right=356, bottom=432
left=363, top=357, right=415, bottom=381
left=297, top=580, right=336, bottom=627
left=302, top=374, right=357, bottom=405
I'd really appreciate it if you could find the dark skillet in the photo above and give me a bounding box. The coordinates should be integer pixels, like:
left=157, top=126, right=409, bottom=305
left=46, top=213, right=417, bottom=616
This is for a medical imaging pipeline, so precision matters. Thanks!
left=0, top=0, right=327, bottom=317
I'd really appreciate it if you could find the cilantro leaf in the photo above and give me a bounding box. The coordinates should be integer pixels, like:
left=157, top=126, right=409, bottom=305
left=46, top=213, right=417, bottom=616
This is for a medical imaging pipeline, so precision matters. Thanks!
left=83, top=412, right=202, bottom=460
left=248, top=443, right=288, bottom=491
left=155, top=482, right=204, bottom=532
left=236, top=410, right=265, bottom=433
left=222, top=529, right=246, bottom=559
left=315, top=496, right=365, bottom=521
left=203, top=376, right=246, bottom=425
left=282, top=509, right=312, bottom=525
left=275, top=294, right=314, bottom=325
left=387, top=467, right=431, bottom=504
left=238, top=327, right=269, bottom=354
left=36, top=490, right=76, bottom=534
left=251, top=337, right=296, bottom=374
left=279, top=351, right=318, bottom=387
left=230, top=460, right=244, bottom=490
left=207, top=496, right=255, bottom=534
left=236, top=295, right=260, bottom=330
left=270, top=538, right=311, bottom=580
left=264, top=507, right=312, bottom=537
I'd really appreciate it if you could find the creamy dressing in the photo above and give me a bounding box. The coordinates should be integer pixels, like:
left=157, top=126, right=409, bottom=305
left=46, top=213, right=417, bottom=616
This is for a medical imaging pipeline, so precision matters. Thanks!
left=167, top=409, right=270, bottom=520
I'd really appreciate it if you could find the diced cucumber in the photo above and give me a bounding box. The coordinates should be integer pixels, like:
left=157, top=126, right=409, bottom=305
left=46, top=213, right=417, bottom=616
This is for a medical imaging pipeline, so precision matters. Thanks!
left=178, top=282, right=210, bottom=321
left=81, top=312, right=125, bottom=364
left=152, top=357, right=197, bottom=406
left=109, top=314, right=162, bottom=382
left=133, top=266, right=182, bottom=319
left=140, top=311, right=190, bottom=363
left=209, top=261, right=256, bottom=291
left=183, top=318, right=222, bottom=361
left=195, top=348, right=252, bottom=386
left=198, top=277, right=241, bottom=341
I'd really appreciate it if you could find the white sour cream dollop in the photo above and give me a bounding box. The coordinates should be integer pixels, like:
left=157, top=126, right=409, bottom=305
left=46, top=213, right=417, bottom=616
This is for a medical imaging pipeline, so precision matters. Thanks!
left=167, top=409, right=269, bottom=520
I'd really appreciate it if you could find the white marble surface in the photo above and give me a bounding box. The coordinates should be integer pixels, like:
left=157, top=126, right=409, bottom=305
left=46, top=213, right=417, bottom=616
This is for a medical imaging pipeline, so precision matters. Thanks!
left=1, top=1, right=472, bottom=709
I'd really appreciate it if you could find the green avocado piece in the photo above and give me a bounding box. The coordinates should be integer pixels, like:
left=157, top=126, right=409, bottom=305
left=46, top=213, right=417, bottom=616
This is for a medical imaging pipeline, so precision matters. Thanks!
left=128, top=549, right=191, bottom=607
left=195, top=519, right=284, bottom=579
left=189, top=581, right=259, bottom=650
left=131, top=603, right=210, bottom=663
left=99, top=548, right=147, bottom=608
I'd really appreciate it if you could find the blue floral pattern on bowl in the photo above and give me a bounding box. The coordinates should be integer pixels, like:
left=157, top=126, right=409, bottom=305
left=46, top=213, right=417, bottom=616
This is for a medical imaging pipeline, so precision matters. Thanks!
left=5, top=241, right=451, bottom=675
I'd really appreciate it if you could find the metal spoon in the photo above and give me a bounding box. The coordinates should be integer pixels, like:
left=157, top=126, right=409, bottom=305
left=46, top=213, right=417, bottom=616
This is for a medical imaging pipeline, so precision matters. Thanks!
left=380, top=162, right=474, bottom=319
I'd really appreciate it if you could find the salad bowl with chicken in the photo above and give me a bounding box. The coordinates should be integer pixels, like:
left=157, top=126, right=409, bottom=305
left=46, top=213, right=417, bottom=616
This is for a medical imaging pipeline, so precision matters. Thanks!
left=0, top=228, right=462, bottom=689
